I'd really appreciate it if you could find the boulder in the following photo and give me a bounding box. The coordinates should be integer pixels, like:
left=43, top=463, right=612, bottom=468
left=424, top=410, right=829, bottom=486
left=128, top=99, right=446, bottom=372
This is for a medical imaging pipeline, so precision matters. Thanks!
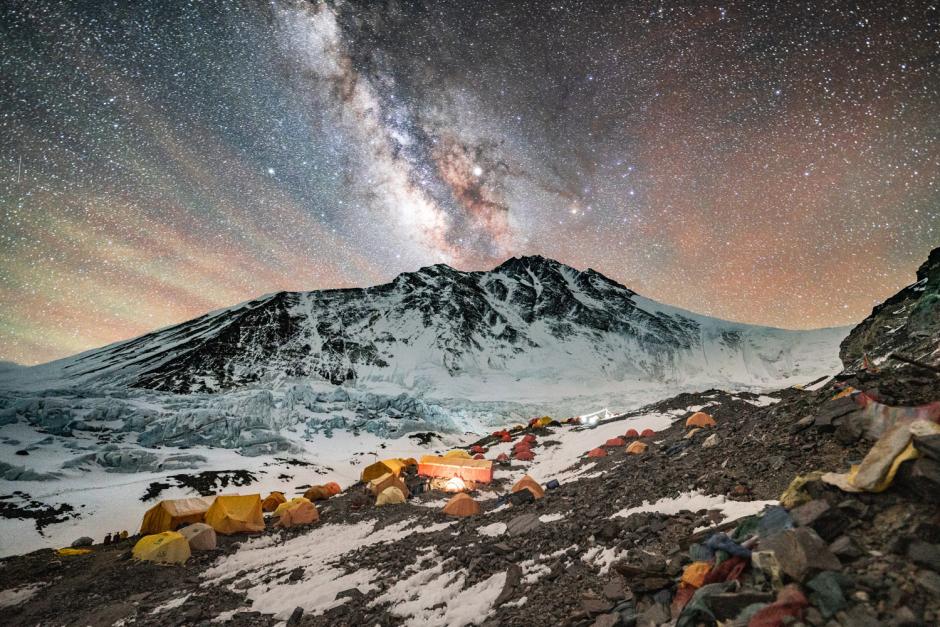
left=759, top=527, right=841, bottom=582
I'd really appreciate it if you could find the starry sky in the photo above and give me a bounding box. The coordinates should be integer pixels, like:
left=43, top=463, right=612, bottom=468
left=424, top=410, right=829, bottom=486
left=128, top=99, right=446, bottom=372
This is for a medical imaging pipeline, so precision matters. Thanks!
left=1, top=0, right=938, bottom=365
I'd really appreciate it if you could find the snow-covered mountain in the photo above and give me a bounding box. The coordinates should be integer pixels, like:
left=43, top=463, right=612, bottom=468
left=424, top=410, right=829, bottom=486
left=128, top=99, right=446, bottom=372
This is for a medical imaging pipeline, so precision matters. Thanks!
left=8, top=256, right=846, bottom=397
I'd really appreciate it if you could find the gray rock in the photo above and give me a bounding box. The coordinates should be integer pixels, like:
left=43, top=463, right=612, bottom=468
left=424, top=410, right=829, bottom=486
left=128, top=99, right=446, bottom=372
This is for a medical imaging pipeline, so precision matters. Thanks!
left=592, top=613, right=622, bottom=627
left=494, top=564, right=522, bottom=606
left=603, top=579, right=627, bottom=602
left=506, top=513, right=540, bottom=536
left=759, top=527, right=841, bottom=581
left=915, top=569, right=940, bottom=596
left=582, top=599, right=614, bottom=616
left=286, top=606, right=304, bottom=626
left=907, top=541, right=940, bottom=572
left=71, top=536, right=93, bottom=548
left=789, top=500, right=847, bottom=541
left=829, top=535, right=863, bottom=561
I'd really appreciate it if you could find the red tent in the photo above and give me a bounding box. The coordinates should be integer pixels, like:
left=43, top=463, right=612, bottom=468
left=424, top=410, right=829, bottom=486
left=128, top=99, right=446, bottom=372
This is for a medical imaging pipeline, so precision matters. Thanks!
left=473, top=453, right=485, bottom=460
left=496, top=453, right=510, bottom=462
left=605, top=437, right=626, bottom=447
left=625, top=429, right=639, bottom=438
left=522, top=434, right=537, bottom=444
left=641, top=428, right=656, bottom=437
left=500, top=433, right=512, bottom=443
left=513, top=441, right=531, bottom=451
left=586, top=447, right=608, bottom=458
left=470, top=445, right=487, bottom=454
left=514, top=450, right=535, bottom=461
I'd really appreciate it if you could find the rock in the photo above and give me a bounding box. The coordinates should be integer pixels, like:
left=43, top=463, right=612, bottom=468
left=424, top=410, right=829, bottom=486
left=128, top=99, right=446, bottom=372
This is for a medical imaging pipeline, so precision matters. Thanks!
left=789, top=499, right=847, bottom=541
left=915, top=569, right=940, bottom=596
left=334, top=588, right=364, bottom=601
left=702, top=434, right=718, bottom=448
left=506, top=513, right=540, bottom=536
left=494, top=564, right=522, bottom=606
left=509, top=489, right=535, bottom=506
left=582, top=599, right=614, bottom=616
left=838, top=605, right=882, bottom=627
left=759, top=527, right=841, bottom=582
left=286, top=606, right=304, bottom=626
left=603, top=579, right=627, bottom=602
left=287, top=567, right=304, bottom=582
left=597, top=521, right=621, bottom=542
left=895, top=457, right=940, bottom=503
left=71, top=536, right=93, bottom=548
left=806, top=571, right=847, bottom=618
left=592, top=613, right=621, bottom=627
left=708, top=591, right=775, bottom=621
left=907, top=541, right=940, bottom=572
left=14, top=449, right=28, bottom=456
left=829, top=535, right=863, bottom=561
left=636, top=602, right=670, bottom=626
left=813, top=398, right=860, bottom=431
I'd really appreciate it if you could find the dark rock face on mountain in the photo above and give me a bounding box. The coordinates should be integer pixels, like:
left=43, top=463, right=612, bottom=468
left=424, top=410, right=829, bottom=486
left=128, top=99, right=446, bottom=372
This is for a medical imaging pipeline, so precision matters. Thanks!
left=840, top=246, right=940, bottom=371
left=28, top=256, right=843, bottom=395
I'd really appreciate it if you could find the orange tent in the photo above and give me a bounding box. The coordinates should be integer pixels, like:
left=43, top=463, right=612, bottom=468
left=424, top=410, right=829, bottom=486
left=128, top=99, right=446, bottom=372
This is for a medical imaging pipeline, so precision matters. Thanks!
left=303, top=485, right=332, bottom=502
left=626, top=441, right=648, bottom=455
left=587, top=447, right=608, bottom=458
left=512, top=475, right=544, bottom=499
left=324, top=482, right=342, bottom=496
left=139, top=497, right=214, bottom=535
left=205, top=494, right=265, bottom=535
left=418, top=455, right=493, bottom=484
left=605, top=437, right=626, bottom=447
left=625, top=429, right=639, bottom=438
left=686, top=412, right=717, bottom=429
left=275, top=498, right=319, bottom=528
left=442, top=493, right=481, bottom=517
left=640, top=428, right=656, bottom=437
left=262, top=492, right=287, bottom=512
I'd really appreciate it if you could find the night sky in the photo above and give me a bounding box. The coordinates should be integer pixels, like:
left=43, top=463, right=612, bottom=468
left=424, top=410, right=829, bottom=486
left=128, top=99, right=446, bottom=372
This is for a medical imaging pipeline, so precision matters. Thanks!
left=1, top=0, right=938, bottom=365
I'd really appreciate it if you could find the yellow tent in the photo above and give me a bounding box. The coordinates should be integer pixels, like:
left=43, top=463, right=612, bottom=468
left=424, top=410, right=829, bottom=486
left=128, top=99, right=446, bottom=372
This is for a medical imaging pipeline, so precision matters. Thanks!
left=368, top=472, right=410, bottom=498
left=205, top=494, right=265, bottom=535
left=132, top=531, right=191, bottom=564
left=536, top=416, right=553, bottom=428
left=376, top=486, right=406, bottom=506
left=273, top=497, right=308, bottom=517
left=444, top=450, right=471, bottom=459
left=261, top=491, right=287, bottom=512
left=360, top=458, right=417, bottom=483
left=139, top=497, right=214, bottom=535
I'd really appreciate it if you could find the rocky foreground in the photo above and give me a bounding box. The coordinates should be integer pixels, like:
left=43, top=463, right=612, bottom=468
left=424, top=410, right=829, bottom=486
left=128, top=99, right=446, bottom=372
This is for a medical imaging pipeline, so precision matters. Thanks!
left=1, top=368, right=938, bottom=626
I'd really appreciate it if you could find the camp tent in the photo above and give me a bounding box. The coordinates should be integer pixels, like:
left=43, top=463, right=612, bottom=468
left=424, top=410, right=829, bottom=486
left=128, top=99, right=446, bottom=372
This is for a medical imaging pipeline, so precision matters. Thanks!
left=605, top=437, right=626, bottom=447
left=376, top=486, right=406, bottom=506
left=470, top=445, right=487, bottom=454
left=303, top=485, right=333, bottom=502
left=274, top=497, right=308, bottom=517
left=368, top=472, right=410, bottom=498
left=587, top=447, right=607, bottom=458
left=500, top=433, right=512, bottom=442
left=275, top=498, right=319, bottom=528
left=522, top=434, right=537, bottom=444
left=625, top=429, right=639, bottom=438
left=262, top=491, right=287, bottom=512
left=473, top=454, right=485, bottom=460
left=444, top=449, right=472, bottom=459
left=179, top=523, right=217, bottom=551
left=132, top=531, right=191, bottom=564
left=139, top=497, right=214, bottom=535
left=418, top=455, right=493, bottom=484
left=626, top=441, right=648, bottom=455
left=686, top=412, right=717, bottom=429
left=205, top=494, right=264, bottom=535
left=360, top=458, right=416, bottom=483
left=640, top=428, right=656, bottom=437
left=512, top=475, right=544, bottom=500
left=514, top=450, right=535, bottom=461
left=442, top=493, right=480, bottom=517
left=535, top=416, right=553, bottom=428
left=496, top=453, right=509, bottom=462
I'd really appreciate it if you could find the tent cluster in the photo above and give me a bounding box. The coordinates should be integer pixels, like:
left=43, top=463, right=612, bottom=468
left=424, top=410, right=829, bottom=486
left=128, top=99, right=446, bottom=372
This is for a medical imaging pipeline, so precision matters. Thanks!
left=511, top=433, right=538, bottom=461
left=585, top=423, right=665, bottom=458
left=133, top=482, right=345, bottom=564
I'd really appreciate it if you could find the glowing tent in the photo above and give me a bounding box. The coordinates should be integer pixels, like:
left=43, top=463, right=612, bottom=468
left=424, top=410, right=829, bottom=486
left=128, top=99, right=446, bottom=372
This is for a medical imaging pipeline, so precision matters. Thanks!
left=418, top=455, right=493, bottom=484
left=139, top=497, right=214, bottom=535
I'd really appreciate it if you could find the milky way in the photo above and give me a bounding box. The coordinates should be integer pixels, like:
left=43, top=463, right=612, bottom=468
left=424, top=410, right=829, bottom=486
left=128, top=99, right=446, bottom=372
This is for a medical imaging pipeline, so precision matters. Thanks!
left=1, top=0, right=938, bottom=364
